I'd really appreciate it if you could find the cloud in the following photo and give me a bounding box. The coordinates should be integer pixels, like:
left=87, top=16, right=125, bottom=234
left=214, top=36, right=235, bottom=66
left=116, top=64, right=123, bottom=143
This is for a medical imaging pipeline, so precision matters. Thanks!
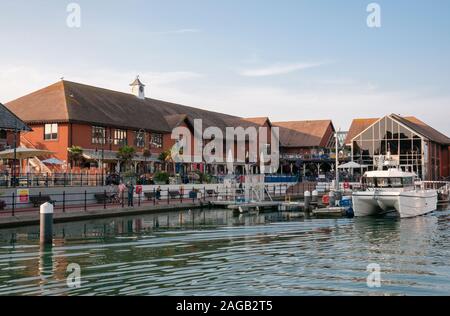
left=239, top=62, right=326, bottom=77
left=1, top=64, right=449, bottom=137
left=150, top=28, right=201, bottom=35
left=0, top=64, right=204, bottom=102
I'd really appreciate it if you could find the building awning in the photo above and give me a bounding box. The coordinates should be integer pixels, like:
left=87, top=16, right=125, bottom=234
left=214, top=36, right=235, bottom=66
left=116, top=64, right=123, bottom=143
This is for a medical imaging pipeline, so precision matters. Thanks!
left=82, top=149, right=160, bottom=163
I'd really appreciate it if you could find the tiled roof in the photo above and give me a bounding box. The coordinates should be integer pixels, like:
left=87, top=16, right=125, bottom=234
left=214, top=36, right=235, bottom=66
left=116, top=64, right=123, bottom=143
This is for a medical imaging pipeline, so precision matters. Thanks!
left=243, top=117, right=272, bottom=126
left=345, top=115, right=450, bottom=146
left=391, top=114, right=450, bottom=145
left=0, top=102, right=31, bottom=131
left=5, top=80, right=260, bottom=133
left=344, top=118, right=378, bottom=145
left=273, top=120, right=334, bottom=147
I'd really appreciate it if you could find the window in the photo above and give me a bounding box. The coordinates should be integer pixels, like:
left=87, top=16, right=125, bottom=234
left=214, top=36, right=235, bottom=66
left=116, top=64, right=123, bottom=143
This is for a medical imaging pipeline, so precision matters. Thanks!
left=389, top=178, right=403, bottom=188
left=376, top=178, right=389, bottom=188
left=114, top=129, right=127, bottom=146
left=92, top=126, right=106, bottom=144
left=0, top=130, right=6, bottom=140
left=151, top=133, right=163, bottom=148
left=134, top=131, right=146, bottom=148
left=44, top=123, right=58, bottom=140
left=402, top=177, right=414, bottom=187
left=263, top=143, right=271, bottom=155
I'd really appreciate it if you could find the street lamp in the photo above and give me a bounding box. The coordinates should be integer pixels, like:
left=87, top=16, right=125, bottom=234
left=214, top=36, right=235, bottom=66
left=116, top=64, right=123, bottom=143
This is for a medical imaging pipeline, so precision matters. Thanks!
left=12, top=123, right=18, bottom=188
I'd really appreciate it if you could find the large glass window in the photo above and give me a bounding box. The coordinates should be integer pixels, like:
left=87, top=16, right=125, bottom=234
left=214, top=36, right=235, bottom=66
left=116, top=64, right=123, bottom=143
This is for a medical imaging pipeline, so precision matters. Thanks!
left=44, top=123, right=58, bottom=140
left=114, top=129, right=127, bottom=146
left=353, top=116, right=425, bottom=178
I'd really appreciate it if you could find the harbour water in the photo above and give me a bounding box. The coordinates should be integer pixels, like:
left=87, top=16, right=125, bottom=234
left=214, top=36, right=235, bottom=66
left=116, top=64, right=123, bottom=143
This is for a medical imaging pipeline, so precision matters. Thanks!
left=0, top=207, right=449, bottom=296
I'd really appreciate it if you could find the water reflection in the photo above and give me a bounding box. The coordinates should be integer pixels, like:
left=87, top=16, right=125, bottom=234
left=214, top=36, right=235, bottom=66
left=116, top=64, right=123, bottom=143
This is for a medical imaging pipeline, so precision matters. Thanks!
left=0, top=208, right=448, bottom=296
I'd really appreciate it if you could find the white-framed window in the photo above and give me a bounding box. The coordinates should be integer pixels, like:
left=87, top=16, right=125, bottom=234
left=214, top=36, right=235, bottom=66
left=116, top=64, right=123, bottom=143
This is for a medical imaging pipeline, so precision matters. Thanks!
left=135, top=131, right=146, bottom=148
left=151, top=133, right=163, bottom=148
left=114, top=129, right=127, bottom=146
left=44, top=123, right=58, bottom=140
left=92, top=126, right=106, bottom=144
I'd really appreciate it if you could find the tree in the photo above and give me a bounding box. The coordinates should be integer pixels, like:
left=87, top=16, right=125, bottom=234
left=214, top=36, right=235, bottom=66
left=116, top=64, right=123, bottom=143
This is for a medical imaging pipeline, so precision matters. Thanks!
left=68, top=146, right=84, bottom=167
left=117, top=145, right=136, bottom=172
left=158, top=149, right=174, bottom=174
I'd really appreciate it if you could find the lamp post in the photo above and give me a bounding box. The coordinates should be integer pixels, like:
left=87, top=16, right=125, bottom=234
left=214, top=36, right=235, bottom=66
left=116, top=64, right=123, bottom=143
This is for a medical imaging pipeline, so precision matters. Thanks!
left=12, top=123, right=18, bottom=188
left=102, top=136, right=114, bottom=185
left=335, top=130, right=341, bottom=191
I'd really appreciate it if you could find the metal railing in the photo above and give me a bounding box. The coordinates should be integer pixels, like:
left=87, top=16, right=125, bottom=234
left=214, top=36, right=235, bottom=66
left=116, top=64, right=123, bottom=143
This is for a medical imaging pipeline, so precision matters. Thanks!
left=0, top=172, right=303, bottom=188
left=0, top=173, right=105, bottom=188
left=0, top=183, right=294, bottom=217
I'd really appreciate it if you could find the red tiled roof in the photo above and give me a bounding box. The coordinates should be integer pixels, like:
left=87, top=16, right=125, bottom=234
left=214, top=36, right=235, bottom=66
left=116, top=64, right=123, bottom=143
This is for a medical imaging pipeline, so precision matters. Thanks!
left=344, top=118, right=378, bottom=145
left=273, top=120, right=334, bottom=147
left=5, top=81, right=261, bottom=133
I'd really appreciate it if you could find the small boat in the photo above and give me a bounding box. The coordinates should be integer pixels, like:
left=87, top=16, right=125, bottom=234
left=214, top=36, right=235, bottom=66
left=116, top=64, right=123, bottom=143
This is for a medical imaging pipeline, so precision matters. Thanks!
left=352, top=156, right=437, bottom=218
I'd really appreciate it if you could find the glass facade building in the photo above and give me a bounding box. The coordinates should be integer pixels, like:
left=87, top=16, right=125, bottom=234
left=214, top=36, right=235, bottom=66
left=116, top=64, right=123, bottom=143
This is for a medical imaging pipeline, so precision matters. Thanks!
left=351, top=115, right=450, bottom=180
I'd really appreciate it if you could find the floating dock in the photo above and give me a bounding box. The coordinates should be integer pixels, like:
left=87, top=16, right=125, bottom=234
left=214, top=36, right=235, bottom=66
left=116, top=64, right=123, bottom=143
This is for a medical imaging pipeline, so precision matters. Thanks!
left=211, top=201, right=281, bottom=213
left=278, top=202, right=305, bottom=212
left=312, top=207, right=346, bottom=217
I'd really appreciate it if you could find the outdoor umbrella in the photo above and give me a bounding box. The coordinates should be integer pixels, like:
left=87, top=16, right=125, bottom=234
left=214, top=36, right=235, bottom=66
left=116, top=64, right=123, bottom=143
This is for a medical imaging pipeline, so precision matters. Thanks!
left=0, top=147, right=55, bottom=173
left=42, top=158, right=64, bottom=165
left=338, top=161, right=369, bottom=176
left=338, top=161, right=369, bottom=169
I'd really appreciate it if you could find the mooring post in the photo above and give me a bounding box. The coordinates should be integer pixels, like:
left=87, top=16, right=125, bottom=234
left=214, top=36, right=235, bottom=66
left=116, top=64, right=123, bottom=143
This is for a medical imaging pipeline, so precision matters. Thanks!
left=304, top=191, right=311, bottom=211
left=40, top=202, right=54, bottom=245
left=312, top=190, right=318, bottom=203
left=328, top=191, right=335, bottom=207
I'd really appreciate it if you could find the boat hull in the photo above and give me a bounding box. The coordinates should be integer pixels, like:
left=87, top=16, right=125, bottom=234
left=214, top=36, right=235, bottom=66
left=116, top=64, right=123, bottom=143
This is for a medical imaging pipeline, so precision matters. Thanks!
left=352, top=190, right=437, bottom=218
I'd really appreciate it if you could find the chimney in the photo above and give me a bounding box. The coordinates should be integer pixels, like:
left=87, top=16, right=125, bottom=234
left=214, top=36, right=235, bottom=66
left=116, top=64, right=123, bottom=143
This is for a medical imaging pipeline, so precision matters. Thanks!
left=130, top=75, right=146, bottom=100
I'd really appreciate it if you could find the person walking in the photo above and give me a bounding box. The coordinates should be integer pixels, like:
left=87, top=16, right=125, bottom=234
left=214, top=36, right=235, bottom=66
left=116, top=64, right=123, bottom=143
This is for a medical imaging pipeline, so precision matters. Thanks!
left=156, top=186, right=162, bottom=200
left=126, top=181, right=135, bottom=207
left=118, top=181, right=126, bottom=205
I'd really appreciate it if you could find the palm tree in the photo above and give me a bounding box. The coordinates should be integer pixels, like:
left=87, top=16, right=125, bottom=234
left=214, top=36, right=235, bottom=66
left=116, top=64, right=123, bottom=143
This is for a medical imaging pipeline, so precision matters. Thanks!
left=117, top=145, right=136, bottom=172
left=68, top=146, right=84, bottom=168
left=158, top=149, right=174, bottom=174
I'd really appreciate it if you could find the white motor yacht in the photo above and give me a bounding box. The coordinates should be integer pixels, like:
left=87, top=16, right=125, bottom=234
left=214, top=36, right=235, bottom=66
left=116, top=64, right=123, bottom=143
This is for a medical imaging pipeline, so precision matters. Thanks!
left=352, top=159, right=437, bottom=218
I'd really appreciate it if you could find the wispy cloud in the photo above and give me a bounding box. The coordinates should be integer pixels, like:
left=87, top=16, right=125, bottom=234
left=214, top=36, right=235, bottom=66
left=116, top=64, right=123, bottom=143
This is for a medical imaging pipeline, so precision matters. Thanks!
left=150, top=28, right=201, bottom=35
left=0, top=64, right=204, bottom=102
left=239, top=61, right=326, bottom=77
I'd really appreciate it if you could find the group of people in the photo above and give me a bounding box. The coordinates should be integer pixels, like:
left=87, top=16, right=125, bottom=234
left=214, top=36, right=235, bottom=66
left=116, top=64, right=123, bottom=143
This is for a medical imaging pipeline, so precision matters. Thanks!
left=107, top=181, right=136, bottom=207
left=107, top=182, right=163, bottom=207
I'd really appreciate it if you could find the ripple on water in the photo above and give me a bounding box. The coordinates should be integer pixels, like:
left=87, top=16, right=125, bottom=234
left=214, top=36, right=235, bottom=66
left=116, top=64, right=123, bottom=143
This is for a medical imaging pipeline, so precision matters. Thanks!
left=0, top=209, right=449, bottom=295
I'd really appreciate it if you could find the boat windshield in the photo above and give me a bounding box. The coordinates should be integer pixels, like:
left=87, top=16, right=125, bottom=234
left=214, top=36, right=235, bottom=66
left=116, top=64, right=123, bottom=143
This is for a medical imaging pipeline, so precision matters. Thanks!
left=362, top=177, right=414, bottom=188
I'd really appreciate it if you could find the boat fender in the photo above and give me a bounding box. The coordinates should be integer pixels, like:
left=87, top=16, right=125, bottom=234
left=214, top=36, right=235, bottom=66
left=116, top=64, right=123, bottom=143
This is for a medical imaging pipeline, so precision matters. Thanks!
left=345, top=207, right=355, bottom=218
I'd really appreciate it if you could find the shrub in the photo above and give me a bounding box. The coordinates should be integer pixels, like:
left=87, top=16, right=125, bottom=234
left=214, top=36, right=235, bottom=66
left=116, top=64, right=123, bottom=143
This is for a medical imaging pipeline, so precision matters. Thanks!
left=154, top=171, right=170, bottom=184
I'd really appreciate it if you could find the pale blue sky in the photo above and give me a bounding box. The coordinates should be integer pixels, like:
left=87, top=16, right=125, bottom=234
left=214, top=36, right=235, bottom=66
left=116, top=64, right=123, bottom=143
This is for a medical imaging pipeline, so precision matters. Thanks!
left=1, top=0, right=449, bottom=135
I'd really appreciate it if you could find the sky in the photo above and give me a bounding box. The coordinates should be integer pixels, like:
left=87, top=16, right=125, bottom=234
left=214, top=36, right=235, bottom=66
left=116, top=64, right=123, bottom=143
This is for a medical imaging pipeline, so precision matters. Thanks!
left=0, top=0, right=449, bottom=135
